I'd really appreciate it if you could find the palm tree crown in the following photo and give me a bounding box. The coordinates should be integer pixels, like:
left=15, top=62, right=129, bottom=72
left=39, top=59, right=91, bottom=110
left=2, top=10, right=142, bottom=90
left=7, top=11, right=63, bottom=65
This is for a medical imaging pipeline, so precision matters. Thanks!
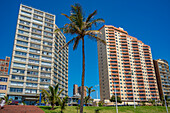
left=42, top=84, right=64, bottom=110
left=56, top=4, right=105, bottom=50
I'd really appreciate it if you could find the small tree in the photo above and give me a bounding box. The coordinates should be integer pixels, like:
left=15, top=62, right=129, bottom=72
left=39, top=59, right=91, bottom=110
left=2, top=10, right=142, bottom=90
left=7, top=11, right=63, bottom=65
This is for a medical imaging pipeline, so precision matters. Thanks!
left=85, top=86, right=95, bottom=106
left=98, top=101, right=103, bottom=107
left=42, top=84, right=64, bottom=110
left=110, top=95, right=115, bottom=102
left=58, top=96, right=68, bottom=113
left=110, top=95, right=122, bottom=103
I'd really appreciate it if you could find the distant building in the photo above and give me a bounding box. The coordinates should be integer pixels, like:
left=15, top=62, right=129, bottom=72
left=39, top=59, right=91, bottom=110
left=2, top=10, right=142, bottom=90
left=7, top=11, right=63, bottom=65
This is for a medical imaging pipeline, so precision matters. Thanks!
left=97, top=25, right=159, bottom=102
left=0, top=56, right=10, bottom=75
left=153, top=59, right=170, bottom=99
left=78, top=86, right=87, bottom=97
left=73, top=84, right=78, bottom=95
left=73, top=84, right=86, bottom=97
left=0, top=74, right=9, bottom=98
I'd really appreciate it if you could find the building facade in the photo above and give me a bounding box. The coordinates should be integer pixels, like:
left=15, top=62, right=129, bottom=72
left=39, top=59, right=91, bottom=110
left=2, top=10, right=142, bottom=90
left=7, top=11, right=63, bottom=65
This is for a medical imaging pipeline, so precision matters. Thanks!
left=97, top=25, right=159, bottom=102
left=78, top=86, right=87, bottom=97
left=153, top=59, right=170, bottom=99
left=0, top=56, right=10, bottom=75
left=73, top=84, right=86, bottom=97
left=0, top=74, right=9, bottom=98
left=73, top=84, right=78, bottom=95
left=8, top=4, right=68, bottom=104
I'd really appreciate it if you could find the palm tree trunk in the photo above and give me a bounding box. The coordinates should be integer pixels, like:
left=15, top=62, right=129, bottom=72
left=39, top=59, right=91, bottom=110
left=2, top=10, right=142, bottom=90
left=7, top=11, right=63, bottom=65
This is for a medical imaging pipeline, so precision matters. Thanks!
left=80, top=37, right=85, bottom=113
left=51, top=104, right=54, bottom=110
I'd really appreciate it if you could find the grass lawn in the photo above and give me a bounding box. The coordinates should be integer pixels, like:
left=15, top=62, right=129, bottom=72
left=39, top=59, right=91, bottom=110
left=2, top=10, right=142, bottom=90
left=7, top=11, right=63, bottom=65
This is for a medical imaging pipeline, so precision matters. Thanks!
left=39, top=106, right=170, bottom=113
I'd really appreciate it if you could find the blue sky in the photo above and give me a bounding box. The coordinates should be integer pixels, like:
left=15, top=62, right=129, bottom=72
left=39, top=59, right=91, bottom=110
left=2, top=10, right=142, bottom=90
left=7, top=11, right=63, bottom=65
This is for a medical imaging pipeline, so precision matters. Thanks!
left=0, top=0, right=169, bottom=98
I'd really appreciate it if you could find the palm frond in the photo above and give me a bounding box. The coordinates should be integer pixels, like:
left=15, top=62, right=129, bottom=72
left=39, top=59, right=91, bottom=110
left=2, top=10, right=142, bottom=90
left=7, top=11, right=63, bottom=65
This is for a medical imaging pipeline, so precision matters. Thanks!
left=49, top=86, right=54, bottom=97
left=73, top=36, right=81, bottom=50
left=58, top=89, right=64, bottom=97
left=91, top=89, right=95, bottom=92
left=87, top=34, right=106, bottom=44
left=86, top=10, right=97, bottom=23
left=42, top=89, right=50, bottom=98
left=86, top=18, right=105, bottom=28
left=85, top=30, right=101, bottom=35
left=54, top=84, right=59, bottom=95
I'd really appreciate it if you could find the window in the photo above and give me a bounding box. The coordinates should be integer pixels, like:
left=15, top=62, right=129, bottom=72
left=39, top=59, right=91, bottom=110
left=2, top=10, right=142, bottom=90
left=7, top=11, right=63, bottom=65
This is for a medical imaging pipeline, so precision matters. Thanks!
left=22, top=6, right=32, bottom=11
left=11, top=81, right=23, bottom=86
left=0, top=77, right=8, bottom=82
left=16, top=46, right=27, bottom=51
left=10, top=88, right=23, bottom=93
left=34, top=10, right=43, bottom=15
left=32, top=24, right=42, bottom=29
left=15, top=51, right=27, bottom=56
left=12, top=75, right=24, bottom=80
left=12, top=69, right=25, bottom=74
left=18, top=30, right=29, bottom=35
left=17, top=40, right=28, bottom=46
left=45, top=14, right=54, bottom=19
left=33, top=19, right=43, bottom=24
left=33, top=14, right=43, bottom=20
left=19, top=25, right=30, bottom=30
left=17, top=35, right=28, bottom=40
left=0, top=85, right=7, bottom=90
left=20, top=20, right=30, bottom=25
left=20, top=15, right=31, bottom=20
left=13, top=63, right=25, bottom=68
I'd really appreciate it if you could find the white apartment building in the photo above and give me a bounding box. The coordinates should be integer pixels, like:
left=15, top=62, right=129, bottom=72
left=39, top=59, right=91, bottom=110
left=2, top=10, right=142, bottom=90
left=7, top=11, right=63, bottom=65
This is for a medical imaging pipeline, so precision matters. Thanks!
left=97, top=25, right=159, bottom=103
left=8, top=4, right=68, bottom=105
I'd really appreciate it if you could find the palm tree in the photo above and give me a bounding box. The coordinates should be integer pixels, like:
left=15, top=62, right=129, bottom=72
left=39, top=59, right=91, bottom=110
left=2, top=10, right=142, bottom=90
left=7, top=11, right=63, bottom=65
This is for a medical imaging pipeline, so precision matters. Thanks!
left=55, top=4, right=105, bottom=113
left=58, top=96, right=68, bottom=113
left=86, top=86, right=95, bottom=106
left=42, top=84, right=64, bottom=110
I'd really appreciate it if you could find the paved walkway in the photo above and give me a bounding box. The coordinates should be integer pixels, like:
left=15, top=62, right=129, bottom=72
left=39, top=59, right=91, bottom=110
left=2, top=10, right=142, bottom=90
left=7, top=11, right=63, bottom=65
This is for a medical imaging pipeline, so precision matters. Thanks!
left=0, top=105, right=45, bottom=113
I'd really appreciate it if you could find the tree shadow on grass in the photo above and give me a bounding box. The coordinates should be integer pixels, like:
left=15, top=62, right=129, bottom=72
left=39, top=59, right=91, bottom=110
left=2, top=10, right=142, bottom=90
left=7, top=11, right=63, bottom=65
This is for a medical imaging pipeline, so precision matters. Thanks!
left=39, top=106, right=60, bottom=110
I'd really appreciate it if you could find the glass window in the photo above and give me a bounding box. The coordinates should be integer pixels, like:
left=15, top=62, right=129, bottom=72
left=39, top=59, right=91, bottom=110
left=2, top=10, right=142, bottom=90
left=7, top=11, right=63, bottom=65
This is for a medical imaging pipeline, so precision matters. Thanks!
left=34, top=10, right=43, bottom=15
left=10, top=88, right=23, bottom=93
left=21, top=10, right=31, bottom=16
left=22, top=6, right=32, bottom=11
left=0, top=77, right=8, bottom=82
left=12, top=69, right=25, bottom=74
left=20, top=15, right=31, bottom=20
left=17, top=35, right=29, bottom=40
left=15, top=51, right=27, bottom=56
left=32, top=24, right=42, bottom=29
left=33, top=14, right=43, bottom=20
left=33, top=19, right=43, bottom=24
left=32, top=33, right=41, bottom=38
left=11, top=75, right=24, bottom=80
left=16, top=46, right=27, bottom=51
left=19, top=20, right=30, bottom=25
left=0, top=85, right=7, bottom=90
left=18, top=30, right=29, bottom=35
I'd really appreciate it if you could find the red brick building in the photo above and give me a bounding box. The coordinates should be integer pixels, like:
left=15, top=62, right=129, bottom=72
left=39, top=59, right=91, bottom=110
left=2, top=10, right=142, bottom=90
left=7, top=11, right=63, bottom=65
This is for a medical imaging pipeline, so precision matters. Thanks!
left=0, top=56, right=10, bottom=75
